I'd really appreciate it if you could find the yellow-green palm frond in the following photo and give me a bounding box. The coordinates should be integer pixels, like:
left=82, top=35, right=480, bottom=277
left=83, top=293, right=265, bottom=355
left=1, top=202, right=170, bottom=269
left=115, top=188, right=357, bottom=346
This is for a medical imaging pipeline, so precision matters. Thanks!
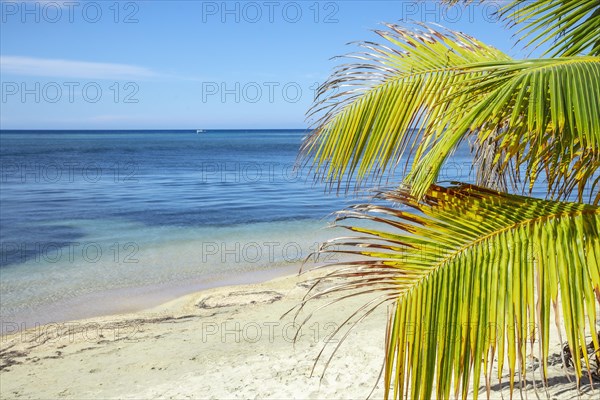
left=302, top=23, right=600, bottom=202
left=501, top=0, right=600, bottom=57
left=300, top=23, right=511, bottom=193
left=407, top=56, right=600, bottom=201
left=296, top=184, right=600, bottom=399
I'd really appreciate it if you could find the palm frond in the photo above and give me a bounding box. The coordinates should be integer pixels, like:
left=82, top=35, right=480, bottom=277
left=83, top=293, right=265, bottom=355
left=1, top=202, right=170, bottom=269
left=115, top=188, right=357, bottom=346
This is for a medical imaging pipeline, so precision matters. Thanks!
left=301, top=23, right=511, bottom=193
left=501, top=0, right=600, bottom=57
left=407, top=56, right=600, bottom=200
left=296, top=184, right=600, bottom=399
left=302, top=23, right=600, bottom=201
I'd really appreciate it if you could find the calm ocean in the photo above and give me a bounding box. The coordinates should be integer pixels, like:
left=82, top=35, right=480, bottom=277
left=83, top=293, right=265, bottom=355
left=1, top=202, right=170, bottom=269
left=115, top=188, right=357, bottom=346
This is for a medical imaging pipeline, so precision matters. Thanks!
left=0, top=130, right=363, bottom=330
left=0, top=129, right=552, bottom=331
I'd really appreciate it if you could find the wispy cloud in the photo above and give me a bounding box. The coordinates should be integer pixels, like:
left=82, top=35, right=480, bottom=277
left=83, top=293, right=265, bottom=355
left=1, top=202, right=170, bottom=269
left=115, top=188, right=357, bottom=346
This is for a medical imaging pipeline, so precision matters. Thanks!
left=0, top=56, right=159, bottom=80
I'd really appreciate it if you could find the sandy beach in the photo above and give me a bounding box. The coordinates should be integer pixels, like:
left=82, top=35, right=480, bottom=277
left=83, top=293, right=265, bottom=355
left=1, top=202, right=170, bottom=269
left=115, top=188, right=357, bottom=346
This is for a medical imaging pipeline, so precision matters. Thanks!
left=1, top=268, right=598, bottom=399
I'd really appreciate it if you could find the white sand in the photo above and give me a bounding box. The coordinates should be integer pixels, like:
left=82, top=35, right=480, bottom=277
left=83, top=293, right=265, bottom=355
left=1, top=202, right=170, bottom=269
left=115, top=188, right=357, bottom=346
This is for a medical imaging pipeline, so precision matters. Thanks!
left=1, top=269, right=598, bottom=399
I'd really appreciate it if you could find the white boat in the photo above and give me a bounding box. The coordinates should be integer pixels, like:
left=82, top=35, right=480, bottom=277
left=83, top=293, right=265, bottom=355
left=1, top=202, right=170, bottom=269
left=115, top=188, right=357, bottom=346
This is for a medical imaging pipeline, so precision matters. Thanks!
left=196, top=129, right=205, bottom=134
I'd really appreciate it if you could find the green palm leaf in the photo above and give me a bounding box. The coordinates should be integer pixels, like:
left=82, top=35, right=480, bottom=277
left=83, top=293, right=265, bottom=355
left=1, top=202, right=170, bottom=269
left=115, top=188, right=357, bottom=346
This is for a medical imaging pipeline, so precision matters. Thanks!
left=296, top=184, right=600, bottom=399
left=407, top=56, right=600, bottom=201
left=301, top=24, right=600, bottom=202
left=501, top=0, right=600, bottom=57
left=301, top=23, right=511, bottom=193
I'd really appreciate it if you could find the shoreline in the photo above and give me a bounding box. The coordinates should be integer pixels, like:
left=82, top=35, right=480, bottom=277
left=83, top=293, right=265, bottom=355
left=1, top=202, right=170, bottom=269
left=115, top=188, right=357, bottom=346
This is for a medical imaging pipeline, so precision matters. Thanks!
left=1, top=269, right=598, bottom=399
left=1, top=263, right=303, bottom=335
left=0, top=218, right=345, bottom=334
left=1, top=268, right=390, bottom=399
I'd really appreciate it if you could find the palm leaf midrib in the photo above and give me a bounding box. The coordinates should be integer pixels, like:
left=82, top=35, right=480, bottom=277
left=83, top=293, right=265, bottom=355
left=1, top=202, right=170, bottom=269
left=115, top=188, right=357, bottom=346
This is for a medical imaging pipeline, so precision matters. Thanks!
left=320, top=56, right=600, bottom=123
left=393, top=206, right=599, bottom=298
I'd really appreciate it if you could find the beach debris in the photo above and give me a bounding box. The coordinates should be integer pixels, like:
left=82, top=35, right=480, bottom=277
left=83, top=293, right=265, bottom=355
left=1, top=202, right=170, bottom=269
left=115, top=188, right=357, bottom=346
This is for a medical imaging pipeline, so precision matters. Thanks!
left=197, top=290, right=283, bottom=309
left=561, top=332, right=600, bottom=381
left=0, top=349, right=27, bottom=371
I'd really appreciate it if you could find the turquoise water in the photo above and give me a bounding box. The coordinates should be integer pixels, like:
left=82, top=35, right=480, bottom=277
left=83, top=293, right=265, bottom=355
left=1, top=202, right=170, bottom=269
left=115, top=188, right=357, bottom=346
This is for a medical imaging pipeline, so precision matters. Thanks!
left=0, top=130, right=366, bottom=330
left=0, top=129, right=573, bottom=331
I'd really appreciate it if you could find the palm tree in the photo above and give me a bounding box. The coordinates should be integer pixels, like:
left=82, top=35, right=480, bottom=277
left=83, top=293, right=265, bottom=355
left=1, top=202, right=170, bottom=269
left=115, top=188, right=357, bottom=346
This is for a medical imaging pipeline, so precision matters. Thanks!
left=296, top=0, right=600, bottom=398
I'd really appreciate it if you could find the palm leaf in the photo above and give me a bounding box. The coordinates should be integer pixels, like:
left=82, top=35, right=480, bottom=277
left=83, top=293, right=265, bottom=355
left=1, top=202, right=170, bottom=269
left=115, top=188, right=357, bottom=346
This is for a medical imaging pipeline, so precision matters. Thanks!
left=501, top=0, right=600, bottom=57
left=301, top=23, right=511, bottom=193
left=295, top=184, right=600, bottom=399
left=407, top=56, right=600, bottom=201
left=301, top=24, right=600, bottom=202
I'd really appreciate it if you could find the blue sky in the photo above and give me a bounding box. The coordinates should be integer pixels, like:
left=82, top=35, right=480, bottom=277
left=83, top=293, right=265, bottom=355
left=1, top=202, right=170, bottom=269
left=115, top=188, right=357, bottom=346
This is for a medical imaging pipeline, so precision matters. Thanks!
left=1, top=0, right=526, bottom=129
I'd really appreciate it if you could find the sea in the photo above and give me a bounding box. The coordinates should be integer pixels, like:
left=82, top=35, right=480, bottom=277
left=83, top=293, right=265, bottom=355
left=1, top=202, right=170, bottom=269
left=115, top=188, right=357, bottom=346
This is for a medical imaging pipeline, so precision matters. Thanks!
left=0, top=129, right=572, bottom=332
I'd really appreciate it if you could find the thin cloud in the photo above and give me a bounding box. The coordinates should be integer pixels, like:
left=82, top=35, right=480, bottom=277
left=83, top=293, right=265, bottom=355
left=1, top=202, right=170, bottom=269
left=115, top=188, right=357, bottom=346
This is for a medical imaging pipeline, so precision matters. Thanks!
left=0, top=56, right=159, bottom=80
